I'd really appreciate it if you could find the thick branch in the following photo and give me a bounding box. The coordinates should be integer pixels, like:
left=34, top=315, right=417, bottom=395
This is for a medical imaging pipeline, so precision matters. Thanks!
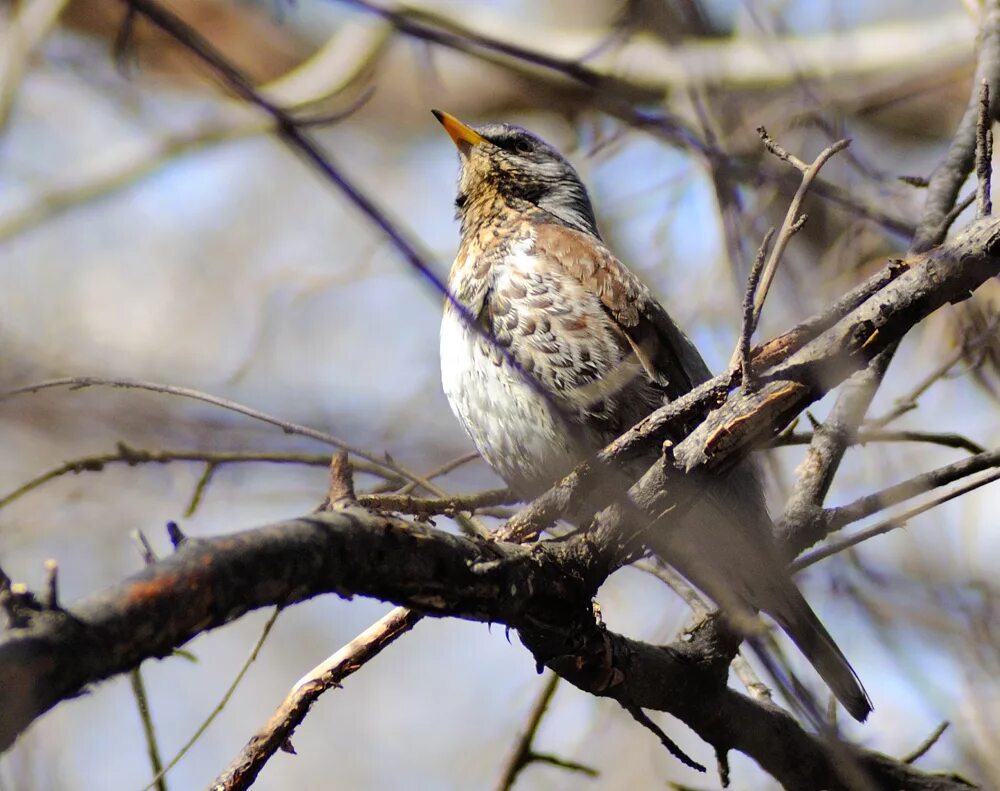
left=0, top=508, right=597, bottom=754
left=0, top=511, right=972, bottom=791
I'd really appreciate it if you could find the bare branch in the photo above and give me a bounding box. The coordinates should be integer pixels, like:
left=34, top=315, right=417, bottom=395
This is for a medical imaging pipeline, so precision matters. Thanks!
left=976, top=80, right=994, bottom=219
left=0, top=505, right=974, bottom=790
left=622, top=703, right=705, bottom=774
left=212, top=606, right=419, bottom=791
left=0, top=378, right=401, bottom=479
left=737, top=227, right=774, bottom=393
left=824, top=449, right=1000, bottom=534
left=324, top=452, right=357, bottom=507
left=750, top=130, right=849, bottom=326
left=793, top=468, right=1000, bottom=572
left=904, top=721, right=950, bottom=765
left=0, top=445, right=383, bottom=513
left=493, top=673, right=596, bottom=791
left=361, top=488, right=515, bottom=519
left=149, top=608, right=280, bottom=791
left=771, top=429, right=986, bottom=455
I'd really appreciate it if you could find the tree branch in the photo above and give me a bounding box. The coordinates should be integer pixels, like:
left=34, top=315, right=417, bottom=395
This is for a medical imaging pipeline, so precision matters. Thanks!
left=0, top=508, right=974, bottom=791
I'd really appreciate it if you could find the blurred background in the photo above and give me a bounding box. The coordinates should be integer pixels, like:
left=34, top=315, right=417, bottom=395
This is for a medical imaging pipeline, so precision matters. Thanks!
left=1, top=0, right=999, bottom=788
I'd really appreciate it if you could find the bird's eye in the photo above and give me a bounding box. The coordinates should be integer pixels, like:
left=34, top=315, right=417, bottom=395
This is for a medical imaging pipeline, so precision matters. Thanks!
left=513, top=139, right=533, bottom=155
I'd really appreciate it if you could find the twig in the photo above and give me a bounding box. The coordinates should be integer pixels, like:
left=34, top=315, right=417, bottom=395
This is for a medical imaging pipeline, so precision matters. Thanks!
left=912, top=0, right=1000, bottom=252
left=867, top=326, right=995, bottom=427
left=370, top=450, right=481, bottom=495
left=212, top=606, right=421, bottom=790
left=0, top=377, right=401, bottom=477
left=622, top=703, right=705, bottom=773
left=793, top=468, right=1000, bottom=571
left=0, top=378, right=477, bottom=509
left=324, top=451, right=356, bottom=506
left=977, top=80, right=994, bottom=219
left=752, top=128, right=850, bottom=326
left=184, top=462, right=218, bottom=517
left=42, top=560, right=58, bottom=611
left=143, top=609, right=281, bottom=791
left=130, top=529, right=167, bottom=791
left=940, top=189, right=978, bottom=232
left=737, top=227, right=774, bottom=392
left=131, top=530, right=157, bottom=565
left=0, top=445, right=390, bottom=513
left=903, top=721, right=950, bottom=764
left=493, top=674, right=598, bottom=791
left=165, top=521, right=186, bottom=549
left=635, top=558, right=710, bottom=618
left=823, top=448, right=1000, bottom=534
left=360, top=488, right=515, bottom=518
left=635, top=559, right=772, bottom=702
left=130, top=669, right=167, bottom=791
left=770, top=428, right=986, bottom=455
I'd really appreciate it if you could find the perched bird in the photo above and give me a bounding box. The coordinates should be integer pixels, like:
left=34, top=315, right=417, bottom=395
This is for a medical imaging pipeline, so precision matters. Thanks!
left=433, top=109, right=871, bottom=722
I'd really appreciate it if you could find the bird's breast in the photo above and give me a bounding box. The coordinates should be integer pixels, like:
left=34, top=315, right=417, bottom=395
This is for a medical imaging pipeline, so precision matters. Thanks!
left=440, top=291, right=581, bottom=497
left=440, top=235, right=641, bottom=496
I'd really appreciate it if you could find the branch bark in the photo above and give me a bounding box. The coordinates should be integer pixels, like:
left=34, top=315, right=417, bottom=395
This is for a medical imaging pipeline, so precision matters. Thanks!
left=0, top=507, right=974, bottom=791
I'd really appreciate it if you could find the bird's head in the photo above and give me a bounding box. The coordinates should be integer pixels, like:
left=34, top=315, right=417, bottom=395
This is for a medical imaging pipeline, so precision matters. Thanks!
left=432, top=109, right=600, bottom=239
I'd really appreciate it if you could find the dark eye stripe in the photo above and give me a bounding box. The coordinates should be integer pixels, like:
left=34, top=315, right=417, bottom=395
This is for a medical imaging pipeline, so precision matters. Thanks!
left=489, top=135, right=534, bottom=155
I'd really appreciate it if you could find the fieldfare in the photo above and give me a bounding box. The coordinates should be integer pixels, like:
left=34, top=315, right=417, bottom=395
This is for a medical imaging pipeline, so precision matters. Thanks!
left=433, top=109, right=871, bottom=722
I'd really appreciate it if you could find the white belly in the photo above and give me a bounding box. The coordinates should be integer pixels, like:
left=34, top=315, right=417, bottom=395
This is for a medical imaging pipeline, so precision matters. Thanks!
left=440, top=308, right=579, bottom=496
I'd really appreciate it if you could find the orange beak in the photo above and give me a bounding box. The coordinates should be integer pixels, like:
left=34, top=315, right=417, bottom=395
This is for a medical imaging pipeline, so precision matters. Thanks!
left=432, top=109, right=487, bottom=152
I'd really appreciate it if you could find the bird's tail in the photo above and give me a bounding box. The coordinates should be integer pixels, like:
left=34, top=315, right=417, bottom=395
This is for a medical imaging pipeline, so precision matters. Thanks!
left=768, top=590, right=872, bottom=723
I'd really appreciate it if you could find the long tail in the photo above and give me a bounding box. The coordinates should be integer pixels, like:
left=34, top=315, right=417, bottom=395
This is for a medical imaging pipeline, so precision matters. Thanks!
left=768, top=590, right=872, bottom=723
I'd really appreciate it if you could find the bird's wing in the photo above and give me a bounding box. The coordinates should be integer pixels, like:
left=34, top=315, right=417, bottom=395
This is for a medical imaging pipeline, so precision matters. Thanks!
left=530, top=222, right=712, bottom=403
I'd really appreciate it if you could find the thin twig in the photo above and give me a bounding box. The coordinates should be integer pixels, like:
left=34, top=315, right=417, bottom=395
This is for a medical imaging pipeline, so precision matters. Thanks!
left=184, top=463, right=218, bottom=517
left=361, top=451, right=481, bottom=495
left=912, top=0, right=1000, bottom=252
left=793, top=468, right=1000, bottom=571
left=42, top=560, right=58, bottom=611
left=977, top=79, right=994, bottom=219
left=141, top=609, right=281, bottom=791
left=903, top=721, right=950, bottom=764
left=823, top=448, right=1000, bottom=534
left=0, top=378, right=472, bottom=510
left=737, top=227, right=774, bottom=392
left=130, top=530, right=167, bottom=791
left=622, top=703, right=705, bottom=773
left=940, top=189, right=978, bottom=232
left=0, top=377, right=400, bottom=478
left=494, top=674, right=597, bottom=791
left=771, top=429, right=986, bottom=455
left=752, top=128, right=850, bottom=325
left=212, top=606, right=421, bottom=790
left=0, top=444, right=397, bottom=513
left=869, top=317, right=999, bottom=427
left=130, top=669, right=167, bottom=791
left=360, top=488, right=515, bottom=518
left=634, top=559, right=771, bottom=702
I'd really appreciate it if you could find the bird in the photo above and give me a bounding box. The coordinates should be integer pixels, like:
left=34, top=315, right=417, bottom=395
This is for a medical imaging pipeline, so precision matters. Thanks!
left=432, top=109, right=872, bottom=722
